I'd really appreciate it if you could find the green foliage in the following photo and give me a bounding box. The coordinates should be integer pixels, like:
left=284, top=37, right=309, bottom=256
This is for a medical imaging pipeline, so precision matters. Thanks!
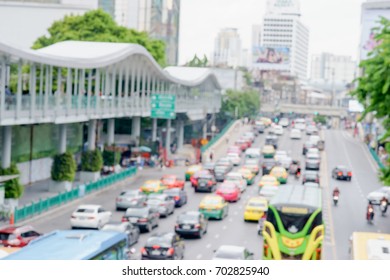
left=352, top=17, right=390, bottom=184
left=51, top=152, right=77, bottom=182
left=186, top=54, right=208, bottom=67
left=0, top=164, right=24, bottom=199
left=314, top=115, right=327, bottom=125
left=219, top=89, right=260, bottom=119
left=102, top=149, right=121, bottom=166
left=81, top=149, right=103, bottom=172
left=32, top=9, right=166, bottom=66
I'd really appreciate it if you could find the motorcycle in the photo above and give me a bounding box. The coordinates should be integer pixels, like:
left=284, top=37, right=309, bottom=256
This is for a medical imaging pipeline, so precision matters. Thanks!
left=380, top=201, right=388, bottom=216
left=366, top=208, right=374, bottom=224
left=295, top=171, right=301, bottom=180
left=333, top=195, right=339, bottom=206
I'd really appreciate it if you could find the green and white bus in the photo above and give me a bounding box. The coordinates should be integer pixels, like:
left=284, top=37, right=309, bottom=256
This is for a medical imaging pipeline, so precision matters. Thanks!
left=262, top=184, right=324, bottom=260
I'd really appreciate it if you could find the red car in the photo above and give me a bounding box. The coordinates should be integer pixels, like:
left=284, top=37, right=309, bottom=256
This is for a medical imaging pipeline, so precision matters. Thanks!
left=235, top=139, right=249, bottom=151
left=190, top=170, right=211, bottom=187
left=216, top=182, right=241, bottom=202
left=160, top=175, right=185, bottom=190
left=0, top=225, right=41, bottom=247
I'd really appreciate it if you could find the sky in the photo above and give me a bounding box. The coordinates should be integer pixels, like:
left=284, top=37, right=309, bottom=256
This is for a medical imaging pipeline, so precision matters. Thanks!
left=178, top=0, right=366, bottom=65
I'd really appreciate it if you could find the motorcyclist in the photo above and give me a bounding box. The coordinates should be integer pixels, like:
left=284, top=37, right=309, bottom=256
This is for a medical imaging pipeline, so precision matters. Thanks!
left=380, top=196, right=388, bottom=214
left=295, top=166, right=301, bottom=178
left=333, top=187, right=340, bottom=197
left=367, top=202, right=375, bottom=221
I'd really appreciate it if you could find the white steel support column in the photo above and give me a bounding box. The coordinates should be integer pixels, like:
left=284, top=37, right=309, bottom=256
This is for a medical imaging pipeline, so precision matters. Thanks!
left=1, top=126, right=12, bottom=169
left=0, top=59, right=6, bottom=120
left=178, top=120, right=184, bottom=149
left=107, top=119, right=115, bottom=145
left=66, top=68, right=72, bottom=112
left=30, top=64, right=36, bottom=118
left=136, top=58, right=141, bottom=112
left=44, top=65, right=49, bottom=115
left=59, top=124, right=67, bottom=154
left=152, top=118, right=157, bottom=142
left=16, top=60, right=22, bottom=118
left=95, top=69, right=100, bottom=111
left=104, top=68, right=110, bottom=112
left=78, top=69, right=85, bottom=115
left=130, top=61, right=136, bottom=112
left=73, top=69, right=78, bottom=110
left=111, top=66, right=116, bottom=112
left=56, top=67, right=61, bottom=110
left=132, top=117, right=141, bottom=146
left=39, top=64, right=43, bottom=97
left=87, top=70, right=92, bottom=113
left=124, top=63, right=130, bottom=112
left=88, top=119, right=97, bottom=151
left=118, top=65, right=123, bottom=113
left=166, top=119, right=171, bottom=157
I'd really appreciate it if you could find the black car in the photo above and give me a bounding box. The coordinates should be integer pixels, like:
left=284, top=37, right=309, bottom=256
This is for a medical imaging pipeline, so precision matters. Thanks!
left=214, top=165, right=230, bottom=182
left=332, top=166, right=352, bottom=181
left=141, top=232, right=185, bottom=260
left=163, top=188, right=188, bottom=207
left=302, top=171, right=320, bottom=184
left=265, top=135, right=278, bottom=149
left=175, top=211, right=208, bottom=238
left=122, top=206, right=159, bottom=233
left=195, top=174, right=217, bottom=192
left=101, top=222, right=140, bottom=246
left=262, top=158, right=276, bottom=175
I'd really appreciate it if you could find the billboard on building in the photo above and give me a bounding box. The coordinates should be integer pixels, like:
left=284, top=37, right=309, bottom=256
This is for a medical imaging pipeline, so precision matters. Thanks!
left=252, top=46, right=290, bottom=70
left=348, top=99, right=364, bottom=113
left=360, top=7, right=390, bottom=61
left=266, top=0, right=300, bottom=15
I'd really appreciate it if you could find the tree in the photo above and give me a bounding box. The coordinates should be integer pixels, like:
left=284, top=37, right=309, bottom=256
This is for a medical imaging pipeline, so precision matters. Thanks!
left=219, top=89, right=260, bottom=119
left=32, top=9, right=166, bottom=66
left=352, top=17, right=390, bottom=184
left=186, top=54, right=208, bottom=67
left=51, top=152, right=77, bottom=182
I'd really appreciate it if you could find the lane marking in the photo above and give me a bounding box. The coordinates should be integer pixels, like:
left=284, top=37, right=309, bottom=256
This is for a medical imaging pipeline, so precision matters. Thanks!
left=234, top=211, right=238, bottom=216
left=196, top=254, right=202, bottom=259
left=228, top=218, right=233, bottom=222
left=214, top=234, right=220, bottom=239
left=222, top=225, right=227, bottom=230
left=206, top=243, right=211, bottom=249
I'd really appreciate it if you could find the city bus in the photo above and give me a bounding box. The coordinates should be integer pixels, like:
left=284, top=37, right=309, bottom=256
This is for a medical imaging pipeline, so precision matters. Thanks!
left=262, top=185, right=324, bottom=260
left=2, top=230, right=128, bottom=260
left=350, top=232, right=390, bottom=260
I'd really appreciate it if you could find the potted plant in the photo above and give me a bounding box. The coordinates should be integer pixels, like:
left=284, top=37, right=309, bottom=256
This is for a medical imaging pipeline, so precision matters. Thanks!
left=50, top=152, right=76, bottom=192
left=0, top=164, right=24, bottom=208
left=79, top=149, right=103, bottom=182
left=102, top=145, right=122, bottom=174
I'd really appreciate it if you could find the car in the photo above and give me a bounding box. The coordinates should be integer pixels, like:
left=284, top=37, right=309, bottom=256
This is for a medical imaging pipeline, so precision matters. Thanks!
left=244, top=197, right=268, bottom=222
left=227, top=146, right=242, bottom=156
left=303, top=182, right=320, bottom=188
left=185, top=165, right=203, bottom=181
left=305, top=153, right=321, bottom=170
left=256, top=123, right=265, bottom=133
left=160, top=175, right=185, bottom=190
left=115, top=190, right=147, bottom=210
left=139, top=180, right=167, bottom=194
left=235, top=139, right=249, bottom=151
left=279, top=118, right=289, bottom=127
left=309, top=135, right=321, bottom=146
left=332, top=166, right=352, bottom=181
left=216, top=157, right=234, bottom=171
left=260, top=117, right=272, bottom=127
left=163, top=188, right=188, bottom=207
left=202, top=162, right=216, bottom=174
left=265, top=135, right=278, bottom=149
left=302, top=171, right=320, bottom=184
left=224, top=172, right=247, bottom=192
left=212, top=245, right=254, bottom=260
left=70, top=205, right=112, bottom=229
left=367, top=186, right=390, bottom=205
left=101, top=222, right=140, bottom=246
left=262, top=145, right=276, bottom=158
left=0, top=226, right=41, bottom=247
left=141, top=232, right=185, bottom=260
left=273, top=125, right=284, bottom=135
left=198, top=195, right=229, bottom=220
left=306, top=125, right=318, bottom=135
left=279, top=156, right=292, bottom=171
left=227, top=153, right=241, bottom=166
left=259, top=175, right=280, bottom=187
left=306, top=148, right=320, bottom=156
left=302, top=141, right=315, bottom=155
left=237, top=168, right=255, bottom=185
left=216, top=181, right=241, bottom=202
left=214, top=165, right=230, bottom=182
left=269, top=166, right=288, bottom=184
left=294, top=118, right=306, bottom=130
left=175, top=211, right=208, bottom=238
left=146, top=194, right=175, bottom=217
left=190, top=170, right=212, bottom=187
left=194, top=174, right=217, bottom=192
left=261, top=158, right=276, bottom=175
left=122, top=206, right=159, bottom=232
left=243, top=158, right=260, bottom=175
left=243, top=131, right=256, bottom=142
left=245, top=148, right=261, bottom=159
left=274, top=150, right=288, bottom=162
left=290, top=128, right=302, bottom=139
left=258, top=185, right=279, bottom=202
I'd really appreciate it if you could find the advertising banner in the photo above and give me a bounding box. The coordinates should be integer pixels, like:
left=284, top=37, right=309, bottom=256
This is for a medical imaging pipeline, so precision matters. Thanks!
left=252, top=46, right=290, bottom=70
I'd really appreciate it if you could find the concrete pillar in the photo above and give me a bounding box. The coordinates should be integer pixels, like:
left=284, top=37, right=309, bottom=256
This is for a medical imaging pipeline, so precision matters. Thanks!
left=1, top=126, right=12, bottom=169
left=88, top=119, right=97, bottom=151
left=178, top=121, right=184, bottom=149
left=152, top=118, right=157, bottom=142
left=59, top=124, right=67, bottom=154
left=166, top=119, right=171, bottom=157
left=107, top=118, right=115, bottom=145
left=132, top=117, right=141, bottom=145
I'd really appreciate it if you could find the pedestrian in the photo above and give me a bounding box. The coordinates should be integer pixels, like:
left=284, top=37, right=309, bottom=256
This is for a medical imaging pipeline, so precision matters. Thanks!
left=209, top=150, right=214, bottom=162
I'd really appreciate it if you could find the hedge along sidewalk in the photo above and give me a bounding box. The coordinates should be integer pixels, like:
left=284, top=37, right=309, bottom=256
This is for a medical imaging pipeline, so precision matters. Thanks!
left=13, top=167, right=138, bottom=224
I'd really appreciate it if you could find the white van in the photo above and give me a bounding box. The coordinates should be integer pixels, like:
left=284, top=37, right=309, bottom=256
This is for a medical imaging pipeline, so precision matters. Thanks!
left=245, top=148, right=261, bottom=159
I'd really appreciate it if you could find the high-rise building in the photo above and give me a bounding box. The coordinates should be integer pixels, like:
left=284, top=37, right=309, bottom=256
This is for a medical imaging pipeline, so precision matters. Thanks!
left=115, top=0, right=130, bottom=27
left=99, top=0, right=114, bottom=18
left=258, top=0, right=309, bottom=80
left=126, top=0, right=181, bottom=66
left=213, top=28, right=242, bottom=68
left=252, top=24, right=262, bottom=48
left=310, top=53, right=356, bottom=84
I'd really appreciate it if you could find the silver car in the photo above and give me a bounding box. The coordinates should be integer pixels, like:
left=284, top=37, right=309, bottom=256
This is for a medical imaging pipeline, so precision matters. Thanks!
left=101, top=222, right=140, bottom=246
left=367, top=186, right=390, bottom=205
left=146, top=194, right=175, bottom=217
left=116, top=190, right=147, bottom=210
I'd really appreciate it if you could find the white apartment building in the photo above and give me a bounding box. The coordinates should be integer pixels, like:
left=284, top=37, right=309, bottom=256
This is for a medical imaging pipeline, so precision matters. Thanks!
left=213, top=28, right=242, bottom=68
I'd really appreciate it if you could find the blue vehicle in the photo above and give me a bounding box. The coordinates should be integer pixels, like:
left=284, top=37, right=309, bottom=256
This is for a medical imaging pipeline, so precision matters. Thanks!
left=2, top=230, right=128, bottom=260
left=163, top=188, right=188, bottom=207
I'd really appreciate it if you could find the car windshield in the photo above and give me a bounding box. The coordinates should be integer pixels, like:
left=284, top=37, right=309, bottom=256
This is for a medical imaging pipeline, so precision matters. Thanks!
left=125, top=208, right=148, bottom=217
left=177, top=214, right=198, bottom=222
left=305, top=173, right=318, bottom=179
left=248, top=202, right=266, bottom=208
left=145, top=182, right=159, bottom=188
left=263, top=177, right=275, bottom=182
left=215, top=166, right=227, bottom=172
left=0, top=233, right=12, bottom=240
left=219, top=184, right=236, bottom=191
left=214, top=249, right=243, bottom=259
left=226, top=176, right=240, bottom=181
left=164, top=189, right=180, bottom=195
left=203, top=198, right=221, bottom=205
left=101, top=224, right=123, bottom=232
left=162, top=177, right=175, bottom=183
left=121, top=192, right=138, bottom=197
left=76, top=208, right=95, bottom=213
left=147, top=199, right=162, bottom=206
left=245, top=159, right=258, bottom=165
left=146, top=236, right=171, bottom=248
left=307, top=155, right=319, bottom=160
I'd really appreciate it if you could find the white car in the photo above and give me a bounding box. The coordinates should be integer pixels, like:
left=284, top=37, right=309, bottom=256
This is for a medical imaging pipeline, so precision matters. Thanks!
left=273, top=125, right=284, bottom=135
left=294, top=119, right=306, bottom=130
left=306, top=125, right=318, bottom=135
left=274, top=150, right=288, bottom=162
left=367, top=187, right=390, bottom=205
left=70, top=205, right=112, bottom=229
left=224, top=172, right=247, bottom=192
left=309, top=135, right=321, bottom=146
left=227, top=153, right=241, bottom=166
left=290, top=128, right=302, bottom=139
left=279, top=118, right=289, bottom=127
left=259, top=185, right=279, bottom=202
left=279, top=156, right=292, bottom=170
left=306, top=148, right=320, bottom=156
left=243, top=132, right=255, bottom=142
left=212, top=245, right=254, bottom=260
left=245, top=148, right=261, bottom=159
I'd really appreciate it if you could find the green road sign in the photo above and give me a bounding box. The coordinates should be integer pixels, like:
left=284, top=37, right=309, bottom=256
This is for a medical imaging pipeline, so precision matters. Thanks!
left=151, top=94, right=176, bottom=119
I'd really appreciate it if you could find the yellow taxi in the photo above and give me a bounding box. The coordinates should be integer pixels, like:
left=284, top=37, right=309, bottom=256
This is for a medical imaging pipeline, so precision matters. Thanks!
left=238, top=168, right=255, bottom=185
left=259, top=175, right=280, bottom=187
left=185, top=165, right=203, bottom=181
left=198, top=195, right=229, bottom=220
left=260, top=117, right=272, bottom=127
left=140, top=180, right=167, bottom=194
left=262, top=145, right=275, bottom=158
left=270, top=166, right=288, bottom=184
left=244, top=197, right=268, bottom=222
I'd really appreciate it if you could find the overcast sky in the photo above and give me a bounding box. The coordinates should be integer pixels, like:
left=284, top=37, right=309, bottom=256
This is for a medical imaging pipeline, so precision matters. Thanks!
left=178, top=0, right=366, bottom=65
